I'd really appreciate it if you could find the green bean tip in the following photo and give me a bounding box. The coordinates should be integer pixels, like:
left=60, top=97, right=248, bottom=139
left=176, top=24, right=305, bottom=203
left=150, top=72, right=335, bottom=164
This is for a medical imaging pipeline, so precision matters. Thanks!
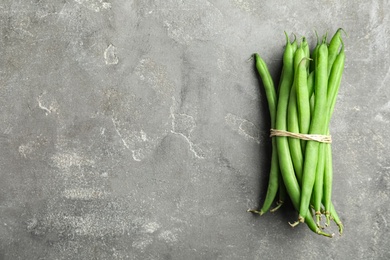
left=317, top=230, right=334, bottom=238
left=337, top=27, right=348, bottom=38
left=288, top=221, right=300, bottom=228
left=247, top=209, right=263, bottom=215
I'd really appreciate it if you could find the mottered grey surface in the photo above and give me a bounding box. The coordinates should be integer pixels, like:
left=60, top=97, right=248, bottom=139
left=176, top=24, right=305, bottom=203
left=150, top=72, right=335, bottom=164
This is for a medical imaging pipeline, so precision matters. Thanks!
left=0, top=1, right=389, bottom=259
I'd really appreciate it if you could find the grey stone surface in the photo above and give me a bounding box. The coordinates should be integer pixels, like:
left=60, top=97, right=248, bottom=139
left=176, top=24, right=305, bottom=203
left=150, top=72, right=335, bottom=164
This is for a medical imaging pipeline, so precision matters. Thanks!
left=0, top=0, right=389, bottom=259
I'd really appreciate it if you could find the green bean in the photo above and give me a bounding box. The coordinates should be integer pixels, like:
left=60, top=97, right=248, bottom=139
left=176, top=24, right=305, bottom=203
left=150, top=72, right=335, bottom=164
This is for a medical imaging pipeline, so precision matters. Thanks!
left=275, top=33, right=301, bottom=209
left=307, top=72, right=315, bottom=118
left=307, top=71, right=314, bottom=98
left=327, top=39, right=345, bottom=116
left=257, top=143, right=279, bottom=215
left=296, top=58, right=311, bottom=152
left=298, top=43, right=328, bottom=223
left=323, top=39, right=345, bottom=224
left=307, top=72, right=315, bottom=119
left=301, top=37, right=310, bottom=71
left=291, top=34, right=298, bottom=53
left=323, top=143, right=333, bottom=225
left=254, top=54, right=277, bottom=124
left=313, top=143, right=326, bottom=227
left=327, top=28, right=343, bottom=75
left=248, top=54, right=280, bottom=215
left=309, top=31, right=320, bottom=73
left=305, top=211, right=333, bottom=238
left=330, top=202, right=344, bottom=235
left=270, top=175, right=286, bottom=212
left=287, top=47, right=305, bottom=182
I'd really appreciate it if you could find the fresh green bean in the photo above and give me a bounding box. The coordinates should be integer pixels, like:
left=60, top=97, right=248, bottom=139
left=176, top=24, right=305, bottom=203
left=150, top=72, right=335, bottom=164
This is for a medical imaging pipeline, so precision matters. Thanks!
left=298, top=43, right=328, bottom=223
left=248, top=54, right=280, bottom=215
left=307, top=71, right=315, bottom=118
left=327, top=28, right=343, bottom=75
left=254, top=54, right=277, bottom=123
left=291, top=34, right=298, bottom=53
left=309, top=31, right=320, bottom=73
left=301, top=37, right=310, bottom=72
left=313, top=142, right=326, bottom=227
left=275, top=33, right=301, bottom=210
left=296, top=58, right=311, bottom=152
left=287, top=47, right=305, bottom=182
left=327, top=40, right=345, bottom=116
left=330, top=202, right=344, bottom=235
left=307, top=71, right=314, bottom=98
left=323, top=39, right=345, bottom=224
left=270, top=175, right=286, bottom=212
left=323, top=143, right=333, bottom=225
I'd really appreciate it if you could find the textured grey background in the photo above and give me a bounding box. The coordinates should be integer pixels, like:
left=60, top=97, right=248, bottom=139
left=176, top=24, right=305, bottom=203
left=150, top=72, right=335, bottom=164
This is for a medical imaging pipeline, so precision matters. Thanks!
left=0, top=0, right=389, bottom=259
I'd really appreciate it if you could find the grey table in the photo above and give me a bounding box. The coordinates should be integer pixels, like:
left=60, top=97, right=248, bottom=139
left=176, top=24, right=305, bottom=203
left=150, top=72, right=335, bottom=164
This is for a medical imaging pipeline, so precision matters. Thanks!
left=0, top=1, right=389, bottom=259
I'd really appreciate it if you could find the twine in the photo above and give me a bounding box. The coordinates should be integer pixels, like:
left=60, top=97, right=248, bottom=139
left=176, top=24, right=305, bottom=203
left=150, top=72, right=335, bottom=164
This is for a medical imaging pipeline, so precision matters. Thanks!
left=270, top=129, right=332, bottom=143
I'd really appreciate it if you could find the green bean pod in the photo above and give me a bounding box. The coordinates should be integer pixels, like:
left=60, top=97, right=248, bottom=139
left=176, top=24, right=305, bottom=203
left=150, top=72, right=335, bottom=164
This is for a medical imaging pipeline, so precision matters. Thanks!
left=309, top=31, right=320, bottom=73
left=302, top=37, right=310, bottom=71
left=298, top=43, right=329, bottom=223
left=307, top=72, right=315, bottom=118
left=330, top=202, right=344, bottom=235
left=327, top=41, right=345, bottom=116
left=307, top=71, right=315, bottom=98
left=287, top=47, right=305, bottom=182
left=291, top=34, right=298, bottom=53
left=327, top=28, right=343, bottom=75
left=296, top=58, right=311, bottom=152
left=313, top=143, right=326, bottom=227
left=275, top=33, right=301, bottom=209
left=258, top=143, right=279, bottom=215
left=254, top=54, right=277, bottom=123
left=270, top=175, right=286, bottom=212
left=249, top=54, right=280, bottom=215
left=323, top=40, right=345, bottom=223
left=323, top=143, right=333, bottom=225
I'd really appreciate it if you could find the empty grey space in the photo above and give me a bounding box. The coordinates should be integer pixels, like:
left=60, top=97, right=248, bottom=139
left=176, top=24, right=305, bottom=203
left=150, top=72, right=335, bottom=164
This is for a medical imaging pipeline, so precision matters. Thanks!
left=0, top=0, right=389, bottom=259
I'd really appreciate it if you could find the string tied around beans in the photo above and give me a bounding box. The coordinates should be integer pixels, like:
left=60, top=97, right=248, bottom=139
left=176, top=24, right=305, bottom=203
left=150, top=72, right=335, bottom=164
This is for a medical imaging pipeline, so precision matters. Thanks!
left=269, top=129, right=332, bottom=143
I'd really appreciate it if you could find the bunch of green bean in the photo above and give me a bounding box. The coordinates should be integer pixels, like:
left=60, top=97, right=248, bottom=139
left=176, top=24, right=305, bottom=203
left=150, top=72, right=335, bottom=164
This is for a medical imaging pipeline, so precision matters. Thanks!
left=249, top=29, right=345, bottom=238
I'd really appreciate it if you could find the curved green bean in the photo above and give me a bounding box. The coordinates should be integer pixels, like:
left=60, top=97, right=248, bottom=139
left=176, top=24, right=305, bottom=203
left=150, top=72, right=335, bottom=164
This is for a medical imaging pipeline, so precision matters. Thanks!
left=248, top=54, right=280, bottom=215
